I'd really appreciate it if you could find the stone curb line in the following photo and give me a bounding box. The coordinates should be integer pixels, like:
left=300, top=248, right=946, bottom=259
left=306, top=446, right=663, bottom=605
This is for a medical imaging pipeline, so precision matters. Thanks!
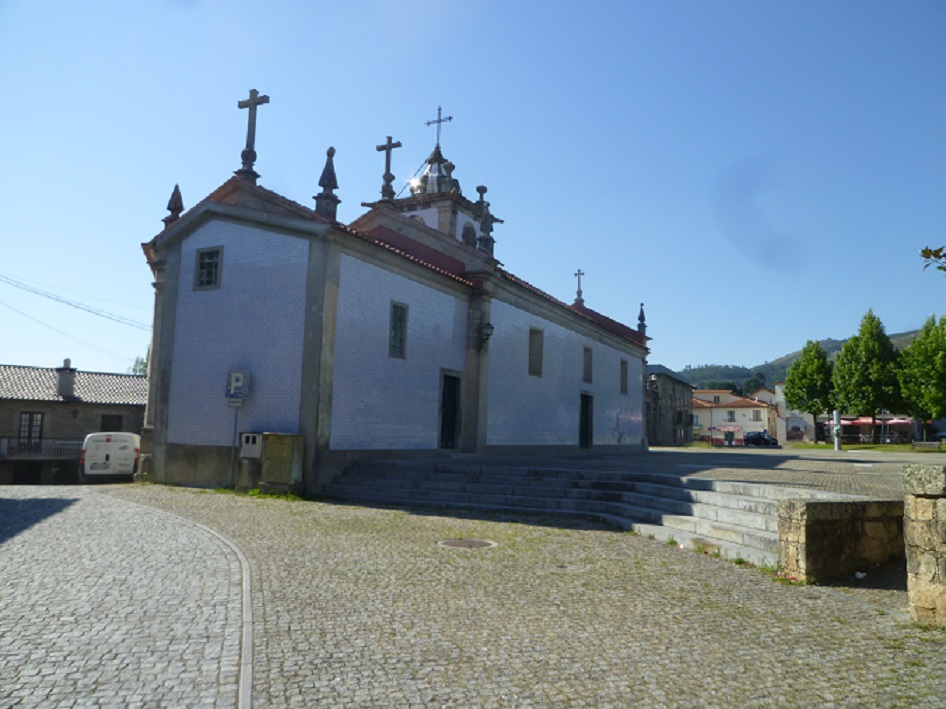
left=92, top=489, right=254, bottom=709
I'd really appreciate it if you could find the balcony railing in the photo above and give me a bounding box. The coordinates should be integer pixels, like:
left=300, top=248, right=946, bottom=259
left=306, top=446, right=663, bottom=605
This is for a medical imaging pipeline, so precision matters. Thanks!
left=0, top=437, right=83, bottom=460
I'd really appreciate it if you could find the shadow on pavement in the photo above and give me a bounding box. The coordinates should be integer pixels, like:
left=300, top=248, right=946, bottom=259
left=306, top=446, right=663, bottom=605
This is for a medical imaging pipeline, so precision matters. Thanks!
left=0, top=497, right=79, bottom=546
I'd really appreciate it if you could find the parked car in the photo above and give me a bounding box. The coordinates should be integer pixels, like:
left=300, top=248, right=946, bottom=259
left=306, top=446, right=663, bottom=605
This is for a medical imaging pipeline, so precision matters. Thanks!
left=79, top=432, right=140, bottom=482
left=743, top=431, right=779, bottom=447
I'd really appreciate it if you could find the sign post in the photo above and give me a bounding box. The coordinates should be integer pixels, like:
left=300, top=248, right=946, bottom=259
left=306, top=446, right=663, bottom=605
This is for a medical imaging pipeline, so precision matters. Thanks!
left=226, top=371, right=251, bottom=487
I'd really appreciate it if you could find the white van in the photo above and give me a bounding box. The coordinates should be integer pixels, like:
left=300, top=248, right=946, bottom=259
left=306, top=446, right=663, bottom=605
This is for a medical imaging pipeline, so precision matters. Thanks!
left=79, top=432, right=140, bottom=482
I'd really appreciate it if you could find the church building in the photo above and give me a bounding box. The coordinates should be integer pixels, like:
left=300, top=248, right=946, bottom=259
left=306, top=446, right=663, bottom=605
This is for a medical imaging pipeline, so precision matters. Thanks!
left=141, top=92, right=649, bottom=491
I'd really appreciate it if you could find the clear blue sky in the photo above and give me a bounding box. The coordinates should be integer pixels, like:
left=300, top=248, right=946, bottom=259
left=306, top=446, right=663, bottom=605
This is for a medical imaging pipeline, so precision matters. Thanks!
left=1, top=1, right=944, bottom=375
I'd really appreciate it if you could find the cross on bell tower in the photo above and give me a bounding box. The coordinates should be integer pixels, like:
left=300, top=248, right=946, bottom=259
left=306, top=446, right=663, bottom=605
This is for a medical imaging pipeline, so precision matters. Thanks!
left=425, top=106, right=453, bottom=147
left=235, top=88, right=270, bottom=184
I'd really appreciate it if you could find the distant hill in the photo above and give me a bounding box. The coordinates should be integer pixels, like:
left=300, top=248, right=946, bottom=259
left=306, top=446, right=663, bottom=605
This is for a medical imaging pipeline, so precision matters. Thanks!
left=676, top=330, right=920, bottom=391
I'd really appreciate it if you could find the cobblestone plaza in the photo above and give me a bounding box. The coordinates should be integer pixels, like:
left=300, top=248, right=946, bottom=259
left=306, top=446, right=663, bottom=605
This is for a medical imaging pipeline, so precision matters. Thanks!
left=2, top=448, right=945, bottom=707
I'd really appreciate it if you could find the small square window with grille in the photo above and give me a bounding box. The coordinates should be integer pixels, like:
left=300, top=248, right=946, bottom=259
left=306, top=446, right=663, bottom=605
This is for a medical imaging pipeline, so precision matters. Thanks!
left=195, top=247, right=223, bottom=289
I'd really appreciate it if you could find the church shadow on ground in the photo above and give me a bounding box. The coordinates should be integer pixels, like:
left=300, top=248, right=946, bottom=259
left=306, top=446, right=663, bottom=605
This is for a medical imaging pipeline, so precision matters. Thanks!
left=0, top=497, right=78, bottom=546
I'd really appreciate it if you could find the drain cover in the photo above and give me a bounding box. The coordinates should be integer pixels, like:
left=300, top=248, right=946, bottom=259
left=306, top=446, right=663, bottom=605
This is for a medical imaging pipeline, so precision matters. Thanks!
left=437, top=538, right=497, bottom=549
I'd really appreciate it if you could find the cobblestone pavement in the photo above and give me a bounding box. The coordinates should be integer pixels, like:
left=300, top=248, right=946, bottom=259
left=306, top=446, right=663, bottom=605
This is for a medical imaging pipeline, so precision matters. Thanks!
left=0, top=486, right=242, bottom=708
left=6, top=448, right=946, bottom=707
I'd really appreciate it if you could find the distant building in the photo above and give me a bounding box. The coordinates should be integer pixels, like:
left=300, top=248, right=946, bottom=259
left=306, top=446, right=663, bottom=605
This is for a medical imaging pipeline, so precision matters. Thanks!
left=645, top=365, right=694, bottom=446
left=691, top=389, right=775, bottom=446
left=747, top=384, right=814, bottom=442
left=0, top=359, right=147, bottom=483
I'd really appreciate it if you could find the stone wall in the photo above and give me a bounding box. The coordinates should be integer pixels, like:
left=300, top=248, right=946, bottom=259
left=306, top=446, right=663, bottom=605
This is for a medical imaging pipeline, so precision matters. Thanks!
left=903, top=464, right=946, bottom=627
left=778, top=499, right=904, bottom=582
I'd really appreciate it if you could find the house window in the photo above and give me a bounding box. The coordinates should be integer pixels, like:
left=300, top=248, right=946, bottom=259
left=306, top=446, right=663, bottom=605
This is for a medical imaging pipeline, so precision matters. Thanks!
left=620, top=359, right=628, bottom=395
left=195, top=247, right=223, bottom=289
left=692, top=414, right=699, bottom=426
left=528, top=328, right=543, bottom=377
left=583, top=347, right=593, bottom=384
left=389, top=302, right=408, bottom=358
left=101, top=414, right=123, bottom=431
left=726, top=411, right=736, bottom=423
left=752, top=410, right=762, bottom=422
left=713, top=395, right=720, bottom=404
left=19, top=412, right=43, bottom=441
left=18, top=412, right=43, bottom=453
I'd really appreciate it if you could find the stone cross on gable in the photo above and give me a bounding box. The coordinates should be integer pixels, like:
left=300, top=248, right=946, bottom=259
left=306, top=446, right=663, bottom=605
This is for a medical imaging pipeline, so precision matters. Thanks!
left=574, top=268, right=585, bottom=306
left=425, top=106, right=453, bottom=146
left=235, top=88, right=270, bottom=183
left=376, top=135, right=402, bottom=201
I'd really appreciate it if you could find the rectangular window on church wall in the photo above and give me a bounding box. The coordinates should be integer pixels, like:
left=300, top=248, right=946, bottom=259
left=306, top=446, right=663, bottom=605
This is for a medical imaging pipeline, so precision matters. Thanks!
left=528, top=328, right=543, bottom=376
left=194, top=247, right=223, bottom=289
left=389, top=302, right=408, bottom=358
left=583, top=347, right=593, bottom=384
left=620, top=359, right=628, bottom=395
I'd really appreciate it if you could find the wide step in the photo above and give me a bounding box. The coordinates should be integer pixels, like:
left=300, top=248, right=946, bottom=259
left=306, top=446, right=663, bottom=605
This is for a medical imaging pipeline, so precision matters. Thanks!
left=325, top=462, right=802, bottom=566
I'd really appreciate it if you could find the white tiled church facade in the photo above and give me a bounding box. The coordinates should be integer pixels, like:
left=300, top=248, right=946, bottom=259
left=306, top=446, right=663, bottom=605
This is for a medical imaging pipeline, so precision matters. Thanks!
left=330, top=254, right=467, bottom=450
left=487, top=301, right=643, bottom=446
left=167, top=222, right=308, bottom=446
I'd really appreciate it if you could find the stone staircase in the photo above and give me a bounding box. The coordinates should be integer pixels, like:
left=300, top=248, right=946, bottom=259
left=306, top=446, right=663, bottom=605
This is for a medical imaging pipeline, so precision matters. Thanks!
left=324, top=460, right=856, bottom=567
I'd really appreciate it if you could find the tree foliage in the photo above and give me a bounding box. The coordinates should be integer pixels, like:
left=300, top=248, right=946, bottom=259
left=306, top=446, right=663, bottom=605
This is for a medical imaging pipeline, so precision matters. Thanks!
left=783, top=341, right=833, bottom=421
left=129, top=345, right=150, bottom=376
left=898, top=315, right=946, bottom=420
left=921, top=246, right=946, bottom=274
left=832, top=311, right=902, bottom=436
left=741, top=371, right=767, bottom=396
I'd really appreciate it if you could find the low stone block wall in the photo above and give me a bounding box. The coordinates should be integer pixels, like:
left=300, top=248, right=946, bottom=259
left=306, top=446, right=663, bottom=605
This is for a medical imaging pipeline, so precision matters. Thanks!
left=903, top=464, right=946, bottom=627
left=778, top=499, right=904, bottom=582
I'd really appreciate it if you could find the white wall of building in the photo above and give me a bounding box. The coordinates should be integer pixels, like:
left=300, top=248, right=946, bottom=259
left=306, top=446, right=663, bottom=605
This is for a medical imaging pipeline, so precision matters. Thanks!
left=167, top=222, right=308, bottom=446
left=486, top=300, right=643, bottom=446
left=330, top=253, right=467, bottom=449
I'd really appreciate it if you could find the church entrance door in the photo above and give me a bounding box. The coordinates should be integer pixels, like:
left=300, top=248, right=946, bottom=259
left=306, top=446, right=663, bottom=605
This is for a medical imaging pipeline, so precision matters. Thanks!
left=439, top=374, right=461, bottom=449
left=579, top=394, right=593, bottom=449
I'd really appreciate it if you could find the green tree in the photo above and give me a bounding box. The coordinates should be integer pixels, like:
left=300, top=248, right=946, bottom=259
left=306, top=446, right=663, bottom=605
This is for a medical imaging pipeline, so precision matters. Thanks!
left=783, top=341, right=833, bottom=434
left=832, top=310, right=901, bottom=442
left=898, top=315, right=946, bottom=427
left=742, top=371, right=767, bottom=396
left=921, top=246, right=946, bottom=274
left=129, top=345, right=150, bottom=376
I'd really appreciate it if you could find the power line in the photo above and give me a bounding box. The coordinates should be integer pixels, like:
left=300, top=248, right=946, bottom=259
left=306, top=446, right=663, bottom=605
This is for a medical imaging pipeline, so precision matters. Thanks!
left=0, top=300, right=133, bottom=363
left=0, top=271, right=149, bottom=310
left=0, top=273, right=150, bottom=331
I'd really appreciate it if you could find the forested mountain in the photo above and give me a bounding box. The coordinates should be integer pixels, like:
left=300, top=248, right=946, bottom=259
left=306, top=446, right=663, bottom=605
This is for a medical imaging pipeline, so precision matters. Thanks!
left=675, top=331, right=919, bottom=392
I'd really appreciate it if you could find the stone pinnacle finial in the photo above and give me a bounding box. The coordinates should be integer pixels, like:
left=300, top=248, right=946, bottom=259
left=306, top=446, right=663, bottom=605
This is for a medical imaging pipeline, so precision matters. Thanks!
left=638, top=303, right=647, bottom=336
left=162, top=184, right=184, bottom=228
left=314, top=147, right=340, bottom=220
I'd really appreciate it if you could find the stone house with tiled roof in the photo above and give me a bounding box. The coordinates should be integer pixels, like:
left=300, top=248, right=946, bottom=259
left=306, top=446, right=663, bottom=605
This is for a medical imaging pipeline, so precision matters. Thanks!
left=644, top=364, right=694, bottom=446
left=141, top=93, right=650, bottom=491
left=691, top=389, right=776, bottom=446
left=0, top=359, right=147, bottom=484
